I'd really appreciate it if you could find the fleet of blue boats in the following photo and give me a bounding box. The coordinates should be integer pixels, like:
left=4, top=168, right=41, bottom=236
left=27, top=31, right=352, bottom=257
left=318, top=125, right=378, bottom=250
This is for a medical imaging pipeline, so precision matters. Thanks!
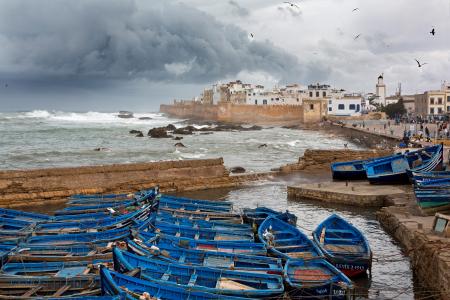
left=0, top=186, right=374, bottom=299
left=331, top=144, right=450, bottom=212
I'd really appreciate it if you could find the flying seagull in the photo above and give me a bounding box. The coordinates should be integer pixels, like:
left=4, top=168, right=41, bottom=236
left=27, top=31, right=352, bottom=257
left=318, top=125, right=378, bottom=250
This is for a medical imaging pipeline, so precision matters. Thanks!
left=250, top=33, right=254, bottom=38
left=352, top=8, right=359, bottom=12
left=284, top=1, right=299, bottom=8
left=354, top=34, right=361, bottom=40
left=430, top=28, right=435, bottom=36
left=415, top=59, right=428, bottom=68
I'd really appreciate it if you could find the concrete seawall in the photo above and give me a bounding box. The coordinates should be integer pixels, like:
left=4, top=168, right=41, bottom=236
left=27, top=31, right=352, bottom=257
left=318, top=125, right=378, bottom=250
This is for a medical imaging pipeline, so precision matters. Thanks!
left=0, top=158, right=271, bottom=208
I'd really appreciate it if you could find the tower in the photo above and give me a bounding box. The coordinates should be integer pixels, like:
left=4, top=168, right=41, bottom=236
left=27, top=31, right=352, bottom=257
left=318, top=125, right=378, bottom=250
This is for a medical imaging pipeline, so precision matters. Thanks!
left=376, top=74, right=386, bottom=105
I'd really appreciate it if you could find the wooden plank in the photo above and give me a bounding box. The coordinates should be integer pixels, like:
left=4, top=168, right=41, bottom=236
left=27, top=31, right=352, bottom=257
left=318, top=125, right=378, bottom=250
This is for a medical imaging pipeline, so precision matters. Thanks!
left=52, top=284, right=71, bottom=297
left=22, top=285, right=42, bottom=297
left=125, top=268, right=140, bottom=277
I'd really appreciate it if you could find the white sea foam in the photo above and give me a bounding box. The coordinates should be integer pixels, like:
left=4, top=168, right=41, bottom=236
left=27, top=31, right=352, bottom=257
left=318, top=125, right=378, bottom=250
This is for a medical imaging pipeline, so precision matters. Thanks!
left=180, top=153, right=206, bottom=159
left=286, top=140, right=301, bottom=147
left=13, top=110, right=177, bottom=126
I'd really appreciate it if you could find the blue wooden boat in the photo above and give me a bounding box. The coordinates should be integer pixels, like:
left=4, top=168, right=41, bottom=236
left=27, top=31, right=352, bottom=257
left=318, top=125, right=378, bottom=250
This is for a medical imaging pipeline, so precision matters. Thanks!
left=53, top=211, right=111, bottom=221
left=411, top=171, right=450, bottom=183
left=332, top=159, right=373, bottom=180
left=160, top=195, right=233, bottom=208
left=137, top=231, right=267, bottom=255
left=8, top=244, right=112, bottom=262
left=145, top=220, right=254, bottom=242
left=0, top=275, right=100, bottom=298
left=56, top=200, right=135, bottom=214
left=158, top=200, right=232, bottom=213
left=0, top=217, right=33, bottom=231
left=156, top=212, right=252, bottom=231
left=34, top=204, right=153, bottom=234
left=158, top=207, right=243, bottom=223
left=0, top=208, right=51, bottom=222
left=258, top=216, right=322, bottom=260
left=243, top=207, right=297, bottom=226
left=284, top=258, right=354, bottom=299
left=26, top=228, right=130, bottom=245
left=1, top=261, right=103, bottom=277
left=100, top=266, right=247, bottom=300
left=415, top=177, right=450, bottom=189
left=312, top=214, right=372, bottom=278
left=68, top=188, right=158, bottom=206
left=126, top=238, right=283, bottom=274
left=113, top=248, right=284, bottom=297
left=414, top=189, right=450, bottom=211
left=364, top=145, right=443, bottom=184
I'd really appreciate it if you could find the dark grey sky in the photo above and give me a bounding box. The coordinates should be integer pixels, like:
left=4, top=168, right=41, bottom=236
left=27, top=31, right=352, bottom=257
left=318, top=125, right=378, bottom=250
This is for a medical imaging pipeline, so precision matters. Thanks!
left=0, top=0, right=449, bottom=111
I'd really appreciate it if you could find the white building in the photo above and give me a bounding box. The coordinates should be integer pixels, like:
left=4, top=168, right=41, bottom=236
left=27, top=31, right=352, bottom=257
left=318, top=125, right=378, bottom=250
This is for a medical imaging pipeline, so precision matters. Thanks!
left=374, top=74, right=387, bottom=105
left=328, top=93, right=363, bottom=116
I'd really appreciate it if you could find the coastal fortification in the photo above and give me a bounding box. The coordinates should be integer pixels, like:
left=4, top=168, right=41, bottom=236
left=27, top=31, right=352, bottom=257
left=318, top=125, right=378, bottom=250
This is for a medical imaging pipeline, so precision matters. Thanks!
left=160, top=101, right=327, bottom=125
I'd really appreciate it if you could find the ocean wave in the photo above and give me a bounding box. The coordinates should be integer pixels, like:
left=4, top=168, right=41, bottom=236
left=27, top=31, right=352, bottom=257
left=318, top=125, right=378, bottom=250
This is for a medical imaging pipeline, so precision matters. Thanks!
left=286, top=140, right=301, bottom=147
left=179, top=153, right=206, bottom=159
left=7, top=110, right=174, bottom=125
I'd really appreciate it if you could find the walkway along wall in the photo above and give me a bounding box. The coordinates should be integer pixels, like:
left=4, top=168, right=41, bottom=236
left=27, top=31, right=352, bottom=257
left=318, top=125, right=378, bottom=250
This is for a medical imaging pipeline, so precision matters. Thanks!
left=0, top=158, right=268, bottom=208
left=160, top=102, right=324, bottom=125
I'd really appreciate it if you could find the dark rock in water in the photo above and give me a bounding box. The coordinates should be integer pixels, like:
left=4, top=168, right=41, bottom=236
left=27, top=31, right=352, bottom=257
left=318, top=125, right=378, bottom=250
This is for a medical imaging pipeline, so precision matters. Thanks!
left=94, top=147, right=109, bottom=152
left=148, top=127, right=171, bottom=138
left=174, top=142, right=186, bottom=148
left=173, top=136, right=183, bottom=140
left=166, top=124, right=177, bottom=131
left=230, top=166, right=246, bottom=174
left=199, top=132, right=213, bottom=135
left=138, top=117, right=152, bottom=120
left=129, top=130, right=142, bottom=134
left=258, top=144, right=268, bottom=148
left=117, top=111, right=134, bottom=118
left=246, top=125, right=263, bottom=131
left=135, top=132, right=144, bottom=137
left=173, top=127, right=194, bottom=135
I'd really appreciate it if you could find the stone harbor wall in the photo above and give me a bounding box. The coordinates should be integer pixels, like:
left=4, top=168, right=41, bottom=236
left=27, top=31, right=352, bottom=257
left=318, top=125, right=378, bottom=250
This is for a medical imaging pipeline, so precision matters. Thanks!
left=160, top=102, right=320, bottom=125
left=0, top=158, right=270, bottom=208
left=377, top=206, right=450, bottom=299
left=279, top=149, right=393, bottom=172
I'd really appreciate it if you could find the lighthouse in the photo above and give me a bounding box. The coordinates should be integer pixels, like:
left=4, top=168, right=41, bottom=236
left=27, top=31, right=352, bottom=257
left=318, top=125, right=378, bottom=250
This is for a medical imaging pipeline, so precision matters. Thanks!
left=375, top=74, right=386, bottom=106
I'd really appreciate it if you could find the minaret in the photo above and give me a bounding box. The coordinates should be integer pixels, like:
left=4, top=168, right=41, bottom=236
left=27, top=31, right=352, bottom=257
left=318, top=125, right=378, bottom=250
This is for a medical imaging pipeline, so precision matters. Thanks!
left=376, top=74, right=386, bottom=105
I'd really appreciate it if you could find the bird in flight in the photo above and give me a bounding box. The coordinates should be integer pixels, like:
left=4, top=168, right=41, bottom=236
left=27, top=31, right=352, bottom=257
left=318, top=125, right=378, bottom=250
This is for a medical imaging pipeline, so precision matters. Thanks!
left=284, top=1, right=299, bottom=8
left=352, top=8, right=359, bottom=12
left=250, top=33, right=254, bottom=38
left=415, top=59, right=428, bottom=68
left=430, top=28, right=435, bottom=36
left=354, top=34, right=361, bottom=40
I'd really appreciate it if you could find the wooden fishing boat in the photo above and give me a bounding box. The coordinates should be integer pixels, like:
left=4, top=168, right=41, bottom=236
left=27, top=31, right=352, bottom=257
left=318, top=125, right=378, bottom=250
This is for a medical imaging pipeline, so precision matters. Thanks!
left=26, top=228, right=130, bottom=245
left=144, top=220, right=254, bottom=242
left=331, top=159, right=373, bottom=180
left=7, top=244, right=113, bottom=263
left=243, top=207, right=297, bottom=227
left=137, top=231, right=267, bottom=255
left=0, top=245, right=16, bottom=266
left=415, top=177, right=450, bottom=189
left=411, top=171, right=450, bottom=183
left=158, top=207, right=244, bottom=223
left=284, top=258, right=354, bottom=299
left=156, top=212, right=252, bottom=231
left=113, top=248, right=284, bottom=297
left=100, top=266, right=248, bottom=300
left=258, top=216, right=322, bottom=260
left=312, top=214, right=372, bottom=278
left=364, top=145, right=443, bottom=184
left=0, top=275, right=100, bottom=298
left=34, top=204, right=152, bottom=234
left=0, top=208, right=51, bottom=222
left=126, top=238, right=283, bottom=274
left=158, top=200, right=233, bottom=213
left=414, top=189, right=450, bottom=211
left=160, top=195, right=233, bottom=208
left=68, top=188, right=158, bottom=206
left=1, top=261, right=105, bottom=277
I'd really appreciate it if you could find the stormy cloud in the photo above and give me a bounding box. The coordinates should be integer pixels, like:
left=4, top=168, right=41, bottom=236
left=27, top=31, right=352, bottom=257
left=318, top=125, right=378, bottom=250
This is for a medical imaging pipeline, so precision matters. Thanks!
left=0, top=0, right=304, bottom=85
